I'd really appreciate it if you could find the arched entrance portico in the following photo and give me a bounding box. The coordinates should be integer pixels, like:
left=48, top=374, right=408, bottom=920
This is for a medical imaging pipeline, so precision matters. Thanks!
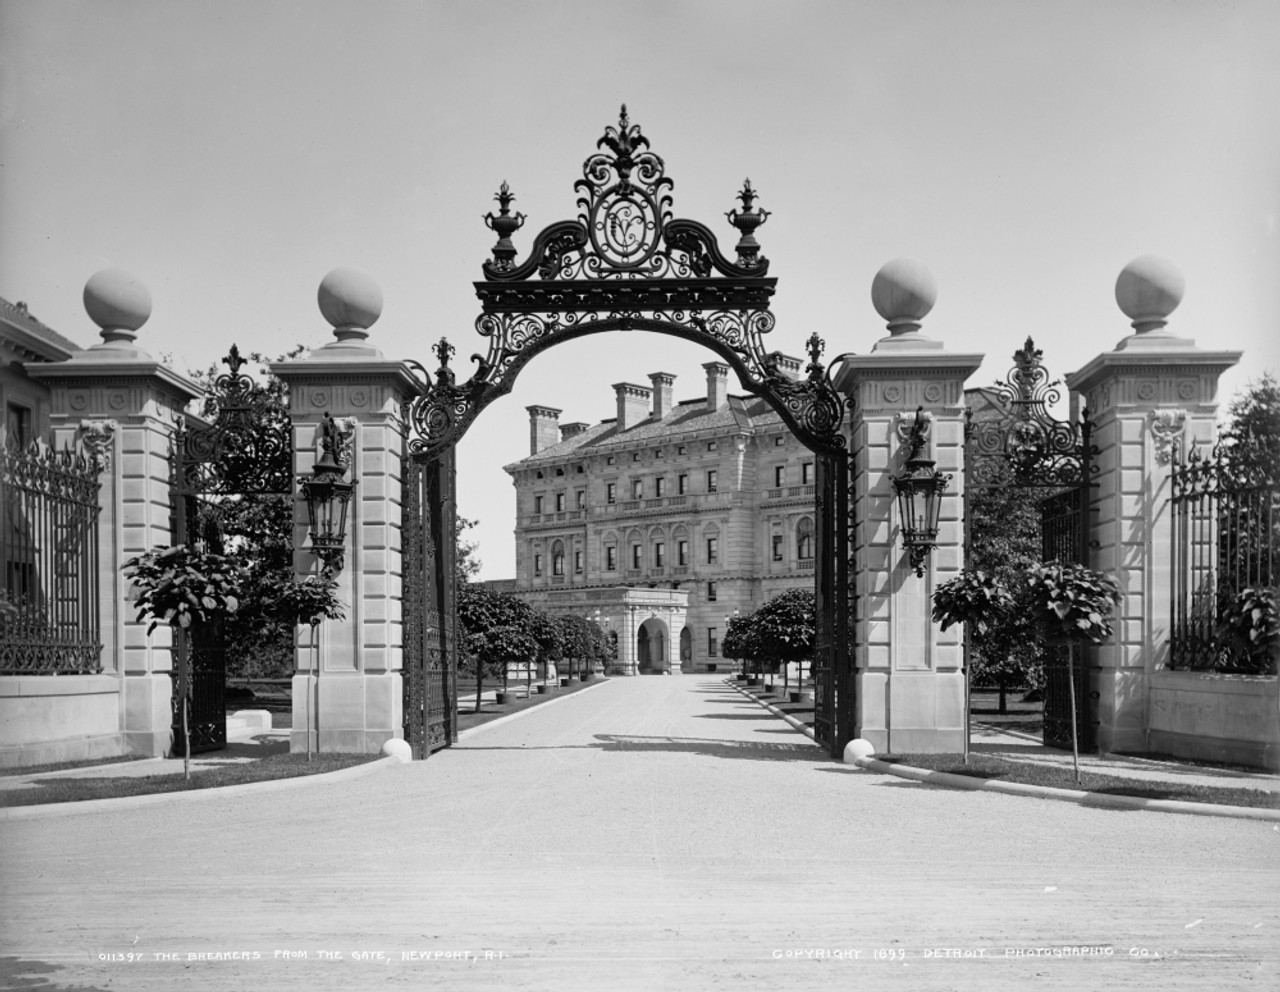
left=637, top=617, right=670, bottom=674
left=402, top=107, right=855, bottom=758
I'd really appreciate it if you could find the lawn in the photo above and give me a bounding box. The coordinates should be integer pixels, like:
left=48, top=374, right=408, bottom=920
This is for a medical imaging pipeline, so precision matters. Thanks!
left=877, top=753, right=1280, bottom=810
left=457, top=676, right=606, bottom=733
left=0, top=752, right=380, bottom=809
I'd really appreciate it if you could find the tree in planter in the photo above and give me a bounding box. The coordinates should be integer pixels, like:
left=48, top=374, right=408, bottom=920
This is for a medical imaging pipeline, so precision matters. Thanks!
left=269, top=573, right=345, bottom=759
left=745, top=590, right=815, bottom=695
left=721, top=613, right=757, bottom=681
left=555, top=613, right=595, bottom=682
left=457, top=584, right=538, bottom=709
left=1025, top=561, right=1121, bottom=783
left=122, top=545, right=247, bottom=778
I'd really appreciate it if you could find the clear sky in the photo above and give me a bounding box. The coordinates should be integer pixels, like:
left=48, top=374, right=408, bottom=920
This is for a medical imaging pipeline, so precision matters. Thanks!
left=3, top=0, right=1277, bottom=580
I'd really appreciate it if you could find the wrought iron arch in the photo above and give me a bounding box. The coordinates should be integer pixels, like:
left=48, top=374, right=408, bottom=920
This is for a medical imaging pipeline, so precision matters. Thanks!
left=403, top=107, right=855, bottom=758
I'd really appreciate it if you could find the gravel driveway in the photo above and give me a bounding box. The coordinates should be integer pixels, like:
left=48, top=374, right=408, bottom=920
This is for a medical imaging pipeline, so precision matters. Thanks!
left=2, top=675, right=1275, bottom=991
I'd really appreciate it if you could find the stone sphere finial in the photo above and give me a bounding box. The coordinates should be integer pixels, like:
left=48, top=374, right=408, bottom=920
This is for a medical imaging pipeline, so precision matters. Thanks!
left=871, top=258, right=937, bottom=334
left=1115, top=255, right=1184, bottom=334
left=83, top=268, right=152, bottom=345
left=318, top=267, right=382, bottom=341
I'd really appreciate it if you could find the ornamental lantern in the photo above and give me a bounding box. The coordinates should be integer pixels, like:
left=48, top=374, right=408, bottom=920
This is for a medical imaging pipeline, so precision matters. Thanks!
left=301, top=413, right=355, bottom=574
left=891, top=408, right=950, bottom=578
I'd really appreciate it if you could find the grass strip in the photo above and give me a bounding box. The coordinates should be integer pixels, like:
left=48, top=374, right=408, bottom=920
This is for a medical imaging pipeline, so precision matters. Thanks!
left=0, top=754, right=152, bottom=778
left=0, top=753, right=379, bottom=808
left=457, top=677, right=606, bottom=733
left=879, top=753, right=1279, bottom=809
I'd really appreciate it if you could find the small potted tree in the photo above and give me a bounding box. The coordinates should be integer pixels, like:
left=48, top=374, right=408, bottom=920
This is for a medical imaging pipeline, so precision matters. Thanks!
left=123, top=545, right=247, bottom=779
left=1025, top=561, right=1121, bottom=784
left=269, top=573, right=345, bottom=760
left=932, top=568, right=1013, bottom=763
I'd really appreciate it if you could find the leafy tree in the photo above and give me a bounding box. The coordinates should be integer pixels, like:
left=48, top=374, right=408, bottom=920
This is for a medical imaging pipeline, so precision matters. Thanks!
left=122, top=545, right=247, bottom=774
left=186, top=348, right=302, bottom=681
left=1025, top=561, right=1121, bottom=782
left=1220, top=373, right=1280, bottom=485
left=456, top=515, right=483, bottom=586
left=964, top=485, right=1046, bottom=709
left=733, top=590, right=815, bottom=693
left=456, top=584, right=538, bottom=708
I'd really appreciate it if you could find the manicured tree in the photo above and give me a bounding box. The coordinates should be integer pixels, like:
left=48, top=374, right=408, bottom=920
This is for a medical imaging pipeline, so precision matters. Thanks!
left=457, top=584, right=537, bottom=709
left=747, top=589, right=815, bottom=694
left=527, top=609, right=565, bottom=684
left=721, top=613, right=758, bottom=680
left=122, top=545, right=247, bottom=778
left=269, top=573, right=345, bottom=759
left=555, top=613, right=594, bottom=681
left=1025, top=561, right=1121, bottom=783
left=964, top=485, right=1045, bottom=709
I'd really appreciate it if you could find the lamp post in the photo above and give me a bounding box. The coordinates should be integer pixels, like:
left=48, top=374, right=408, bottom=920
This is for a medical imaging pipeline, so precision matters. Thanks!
left=298, top=413, right=355, bottom=757
left=891, top=407, right=950, bottom=577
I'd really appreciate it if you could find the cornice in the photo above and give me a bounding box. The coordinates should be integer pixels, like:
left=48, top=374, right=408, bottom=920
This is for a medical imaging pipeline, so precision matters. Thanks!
left=1065, top=349, right=1242, bottom=394
left=269, top=358, right=422, bottom=397
left=26, top=358, right=203, bottom=402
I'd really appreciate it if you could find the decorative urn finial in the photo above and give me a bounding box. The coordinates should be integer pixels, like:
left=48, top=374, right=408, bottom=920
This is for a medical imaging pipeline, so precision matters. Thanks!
left=483, top=181, right=526, bottom=271
left=726, top=178, right=770, bottom=268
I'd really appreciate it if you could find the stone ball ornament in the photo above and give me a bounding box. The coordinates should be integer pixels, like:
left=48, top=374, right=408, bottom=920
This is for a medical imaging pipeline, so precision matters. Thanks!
left=1115, top=255, right=1184, bottom=332
left=318, top=267, right=383, bottom=333
left=871, top=258, right=938, bottom=330
left=83, top=268, right=152, bottom=336
left=843, top=738, right=876, bottom=765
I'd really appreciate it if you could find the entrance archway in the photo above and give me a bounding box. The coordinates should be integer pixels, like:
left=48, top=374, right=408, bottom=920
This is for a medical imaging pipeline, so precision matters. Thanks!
left=637, top=618, right=669, bottom=674
left=403, top=108, right=856, bottom=758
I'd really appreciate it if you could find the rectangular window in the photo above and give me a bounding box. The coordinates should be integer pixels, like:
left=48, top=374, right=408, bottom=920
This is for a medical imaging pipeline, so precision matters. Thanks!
left=632, top=544, right=643, bottom=569
left=606, top=482, right=617, bottom=504
left=706, top=538, right=718, bottom=564
left=772, top=535, right=783, bottom=561
left=655, top=477, right=665, bottom=497
left=678, top=473, right=688, bottom=495
left=576, top=490, right=586, bottom=509
left=607, top=455, right=616, bottom=465
left=708, top=627, right=719, bottom=657
left=706, top=469, right=718, bottom=493
left=555, top=492, right=566, bottom=512
left=802, top=461, right=813, bottom=484
left=574, top=549, right=583, bottom=573
left=632, top=479, right=643, bottom=499
left=606, top=546, right=617, bottom=571
left=553, top=552, right=564, bottom=576
left=632, top=452, right=641, bottom=462
left=678, top=445, right=687, bottom=455
left=6, top=404, right=32, bottom=450
left=677, top=540, right=689, bottom=566
left=654, top=542, right=665, bottom=567
left=707, top=441, right=718, bottom=451
left=534, top=495, right=544, bottom=514
left=534, top=553, right=543, bottom=577
left=707, top=582, right=717, bottom=602
left=774, top=436, right=785, bottom=447
left=774, top=465, right=785, bottom=487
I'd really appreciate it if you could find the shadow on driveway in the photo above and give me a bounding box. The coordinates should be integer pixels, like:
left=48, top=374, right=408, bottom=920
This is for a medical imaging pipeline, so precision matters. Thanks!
left=459, top=734, right=825, bottom=763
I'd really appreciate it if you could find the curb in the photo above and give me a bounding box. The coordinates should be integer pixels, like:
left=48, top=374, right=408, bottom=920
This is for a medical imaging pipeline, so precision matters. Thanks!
left=852, top=756, right=1280, bottom=821
left=456, top=677, right=612, bottom=742
left=0, top=754, right=400, bottom=822
left=724, top=679, right=818, bottom=743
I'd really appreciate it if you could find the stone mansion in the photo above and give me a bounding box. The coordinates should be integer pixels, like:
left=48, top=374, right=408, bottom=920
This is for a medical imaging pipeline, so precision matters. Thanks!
left=501, top=360, right=819, bottom=675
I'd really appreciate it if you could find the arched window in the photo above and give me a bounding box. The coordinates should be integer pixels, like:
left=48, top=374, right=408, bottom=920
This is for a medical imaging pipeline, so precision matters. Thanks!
left=552, top=539, right=565, bottom=576
left=796, top=517, right=814, bottom=561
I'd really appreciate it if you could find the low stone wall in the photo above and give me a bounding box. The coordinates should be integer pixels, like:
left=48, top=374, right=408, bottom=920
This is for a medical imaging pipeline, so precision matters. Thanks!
left=0, top=674, right=126, bottom=769
left=1147, top=670, right=1279, bottom=771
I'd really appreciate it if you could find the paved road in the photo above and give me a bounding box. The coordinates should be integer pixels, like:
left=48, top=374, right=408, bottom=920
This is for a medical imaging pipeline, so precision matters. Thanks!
left=2, top=676, right=1276, bottom=991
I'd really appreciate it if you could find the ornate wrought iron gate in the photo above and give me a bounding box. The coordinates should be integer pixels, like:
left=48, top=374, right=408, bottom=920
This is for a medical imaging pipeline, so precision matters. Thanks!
left=401, top=435, right=458, bottom=757
left=965, top=338, right=1095, bottom=751
left=403, top=107, right=857, bottom=758
left=171, top=346, right=293, bottom=754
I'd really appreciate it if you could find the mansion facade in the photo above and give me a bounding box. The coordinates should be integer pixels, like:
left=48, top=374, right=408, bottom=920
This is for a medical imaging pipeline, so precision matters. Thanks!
left=502, top=360, right=819, bottom=674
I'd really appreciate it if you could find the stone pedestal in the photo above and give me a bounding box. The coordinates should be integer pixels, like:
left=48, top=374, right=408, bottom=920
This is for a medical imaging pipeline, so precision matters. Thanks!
left=834, top=260, right=983, bottom=753
left=27, top=271, right=203, bottom=757
left=271, top=269, right=420, bottom=754
left=1065, top=257, right=1240, bottom=754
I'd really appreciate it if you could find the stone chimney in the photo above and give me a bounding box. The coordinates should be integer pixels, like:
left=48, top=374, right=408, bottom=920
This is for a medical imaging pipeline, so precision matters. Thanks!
left=526, top=405, right=562, bottom=455
left=560, top=422, right=590, bottom=441
left=649, top=372, right=676, bottom=420
left=703, top=362, right=729, bottom=410
left=613, top=383, right=652, bottom=431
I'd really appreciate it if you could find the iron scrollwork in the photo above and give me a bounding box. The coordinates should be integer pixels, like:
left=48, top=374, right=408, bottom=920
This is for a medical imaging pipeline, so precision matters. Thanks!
left=407, top=106, right=848, bottom=460
left=966, top=337, right=1091, bottom=489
